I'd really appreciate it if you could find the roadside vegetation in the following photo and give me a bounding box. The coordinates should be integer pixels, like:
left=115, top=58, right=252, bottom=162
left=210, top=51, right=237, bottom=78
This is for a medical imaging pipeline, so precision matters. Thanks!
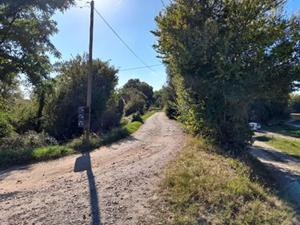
left=155, top=138, right=296, bottom=225
left=256, top=136, right=300, bottom=159
left=154, top=0, right=300, bottom=150
left=0, top=110, right=157, bottom=169
left=263, top=124, right=300, bottom=139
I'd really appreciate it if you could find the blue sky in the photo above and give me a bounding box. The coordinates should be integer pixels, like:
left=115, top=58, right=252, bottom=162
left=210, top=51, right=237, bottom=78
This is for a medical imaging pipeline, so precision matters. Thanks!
left=51, top=0, right=300, bottom=90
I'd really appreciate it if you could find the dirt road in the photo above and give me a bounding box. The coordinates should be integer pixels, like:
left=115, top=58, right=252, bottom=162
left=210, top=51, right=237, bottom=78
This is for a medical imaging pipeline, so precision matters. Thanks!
left=0, top=112, right=185, bottom=225
left=250, top=140, right=300, bottom=208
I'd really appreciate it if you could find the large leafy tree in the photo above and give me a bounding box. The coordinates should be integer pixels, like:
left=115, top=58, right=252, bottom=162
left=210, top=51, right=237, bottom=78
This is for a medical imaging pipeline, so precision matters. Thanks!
left=44, top=55, right=119, bottom=140
left=0, top=0, right=75, bottom=88
left=121, top=79, right=154, bottom=115
left=154, top=0, right=300, bottom=150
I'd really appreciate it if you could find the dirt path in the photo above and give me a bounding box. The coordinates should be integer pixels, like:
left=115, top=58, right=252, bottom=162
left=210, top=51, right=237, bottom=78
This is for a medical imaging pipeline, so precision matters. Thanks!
left=0, top=112, right=186, bottom=225
left=250, top=141, right=300, bottom=208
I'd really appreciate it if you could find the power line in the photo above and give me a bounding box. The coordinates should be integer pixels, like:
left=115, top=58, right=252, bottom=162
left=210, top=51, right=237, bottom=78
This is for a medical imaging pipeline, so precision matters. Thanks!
left=120, top=64, right=163, bottom=72
left=94, top=8, right=160, bottom=75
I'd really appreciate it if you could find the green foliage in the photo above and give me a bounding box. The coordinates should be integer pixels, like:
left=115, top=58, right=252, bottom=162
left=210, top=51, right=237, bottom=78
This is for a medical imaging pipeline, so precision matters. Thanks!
left=32, top=146, right=74, bottom=161
left=289, top=94, right=300, bottom=113
left=123, top=79, right=154, bottom=105
left=153, top=89, right=164, bottom=109
left=124, top=94, right=146, bottom=116
left=0, top=0, right=75, bottom=87
left=156, top=138, right=295, bottom=225
left=250, top=97, right=289, bottom=124
left=154, top=0, right=300, bottom=150
left=44, top=55, right=118, bottom=140
left=0, top=131, right=57, bottom=149
left=121, top=79, right=154, bottom=116
left=132, top=112, right=143, bottom=123
left=0, top=112, right=14, bottom=138
left=124, top=121, right=143, bottom=134
left=100, top=93, right=124, bottom=131
left=0, top=131, right=59, bottom=168
left=11, top=99, right=38, bottom=133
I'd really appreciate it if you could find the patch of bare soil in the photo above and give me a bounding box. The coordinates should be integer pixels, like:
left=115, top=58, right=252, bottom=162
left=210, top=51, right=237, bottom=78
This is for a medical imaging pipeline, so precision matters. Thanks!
left=0, top=112, right=186, bottom=225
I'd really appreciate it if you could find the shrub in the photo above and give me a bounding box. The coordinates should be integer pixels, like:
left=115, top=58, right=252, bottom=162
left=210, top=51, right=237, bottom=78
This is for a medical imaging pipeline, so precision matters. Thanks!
left=131, top=112, right=143, bottom=123
left=124, top=93, right=146, bottom=116
left=0, top=131, right=59, bottom=168
left=0, top=131, right=57, bottom=149
left=100, top=94, right=124, bottom=131
left=67, top=134, right=102, bottom=152
left=44, top=55, right=118, bottom=140
left=0, top=112, right=14, bottom=138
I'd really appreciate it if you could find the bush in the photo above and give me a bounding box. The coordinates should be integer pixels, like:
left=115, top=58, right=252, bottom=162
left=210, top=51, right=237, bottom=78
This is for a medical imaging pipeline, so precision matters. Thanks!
left=67, top=134, right=103, bottom=152
left=0, top=112, right=14, bottom=138
left=44, top=55, right=118, bottom=140
left=0, top=131, right=57, bottom=149
left=11, top=99, right=38, bottom=134
left=100, top=94, right=124, bottom=131
left=131, top=112, right=143, bottom=123
left=124, top=94, right=146, bottom=116
left=0, top=131, right=62, bottom=168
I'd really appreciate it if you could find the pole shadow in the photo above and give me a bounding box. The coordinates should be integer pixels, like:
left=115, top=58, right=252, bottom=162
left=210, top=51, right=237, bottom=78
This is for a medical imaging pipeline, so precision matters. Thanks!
left=74, top=152, right=101, bottom=225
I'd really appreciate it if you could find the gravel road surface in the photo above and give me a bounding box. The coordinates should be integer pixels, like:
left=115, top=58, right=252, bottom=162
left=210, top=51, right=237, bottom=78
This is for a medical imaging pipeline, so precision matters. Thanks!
left=0, top=112, right=185, bottom=225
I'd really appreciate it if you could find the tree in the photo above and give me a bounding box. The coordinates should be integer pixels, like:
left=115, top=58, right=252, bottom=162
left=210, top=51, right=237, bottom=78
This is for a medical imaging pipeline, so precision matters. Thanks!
left=44, top=55, right=118, bottom=140
left=154, top=0, right=300, bottom=150
left=122, top=79, right=154, bottom=107
left=0, top=0, right=75, bottom=87
left=121, top=79, right=154, bottom=115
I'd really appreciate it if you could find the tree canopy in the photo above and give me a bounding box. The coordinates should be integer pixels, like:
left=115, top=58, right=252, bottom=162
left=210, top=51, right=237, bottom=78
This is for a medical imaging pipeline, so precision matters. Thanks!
left=0, top=0, right=75, bottom=88
left=154, top=0, right=300, bottom=149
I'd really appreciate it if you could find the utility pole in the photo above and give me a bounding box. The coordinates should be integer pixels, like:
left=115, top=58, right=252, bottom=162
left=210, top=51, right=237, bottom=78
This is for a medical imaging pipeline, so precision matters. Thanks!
left=85, top=0, right=94, bottom=143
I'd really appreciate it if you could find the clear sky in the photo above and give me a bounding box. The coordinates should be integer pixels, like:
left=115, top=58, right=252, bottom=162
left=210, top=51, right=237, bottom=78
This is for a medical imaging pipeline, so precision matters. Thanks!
left=51, top=0, right=300, bottom=90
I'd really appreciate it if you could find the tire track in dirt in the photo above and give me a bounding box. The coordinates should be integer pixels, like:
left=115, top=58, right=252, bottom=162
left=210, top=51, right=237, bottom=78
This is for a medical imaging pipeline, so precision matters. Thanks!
left=0, top=112, right=186, bottom=225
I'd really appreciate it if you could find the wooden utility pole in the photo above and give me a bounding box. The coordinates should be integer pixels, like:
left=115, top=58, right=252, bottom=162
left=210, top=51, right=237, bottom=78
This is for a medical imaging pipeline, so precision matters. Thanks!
left=85, top=0, right=94, bottom=142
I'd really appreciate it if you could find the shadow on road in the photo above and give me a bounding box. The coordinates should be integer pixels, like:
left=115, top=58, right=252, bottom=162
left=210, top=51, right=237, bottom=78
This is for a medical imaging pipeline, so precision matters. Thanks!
left=249, top=145, right=300, bottom=214
left=74, top=153, right=101, bottom=225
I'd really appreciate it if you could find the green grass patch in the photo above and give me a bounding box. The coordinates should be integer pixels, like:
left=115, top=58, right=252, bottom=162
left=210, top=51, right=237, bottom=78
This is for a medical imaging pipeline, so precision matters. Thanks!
left=141, top=110, right=157, bottom=121
left=32, top=145, right=74, bottom=161
left=124, top=121, right=143, bottom=134
left=154, top=137, right=296, bottom=225
left=0, top=145, right=74, bottom=169
left=258, top=135, right=300, bottom=159
left=264, top=124, right=300, bottom=139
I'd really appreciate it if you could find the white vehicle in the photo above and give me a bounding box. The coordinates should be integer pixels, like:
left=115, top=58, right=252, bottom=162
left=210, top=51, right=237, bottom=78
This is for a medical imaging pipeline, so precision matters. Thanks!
left=249, top=122, right=261, bottom=131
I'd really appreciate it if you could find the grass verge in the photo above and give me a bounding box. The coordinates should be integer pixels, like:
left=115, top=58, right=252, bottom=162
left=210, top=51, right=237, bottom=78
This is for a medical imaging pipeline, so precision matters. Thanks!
left=256, top=135, right=300, bottom=159
left=263, top=124, right=300, bottom=139
left=154, top=137, right=296, bottom=225
left=0, top=111, right=157, bottom=169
